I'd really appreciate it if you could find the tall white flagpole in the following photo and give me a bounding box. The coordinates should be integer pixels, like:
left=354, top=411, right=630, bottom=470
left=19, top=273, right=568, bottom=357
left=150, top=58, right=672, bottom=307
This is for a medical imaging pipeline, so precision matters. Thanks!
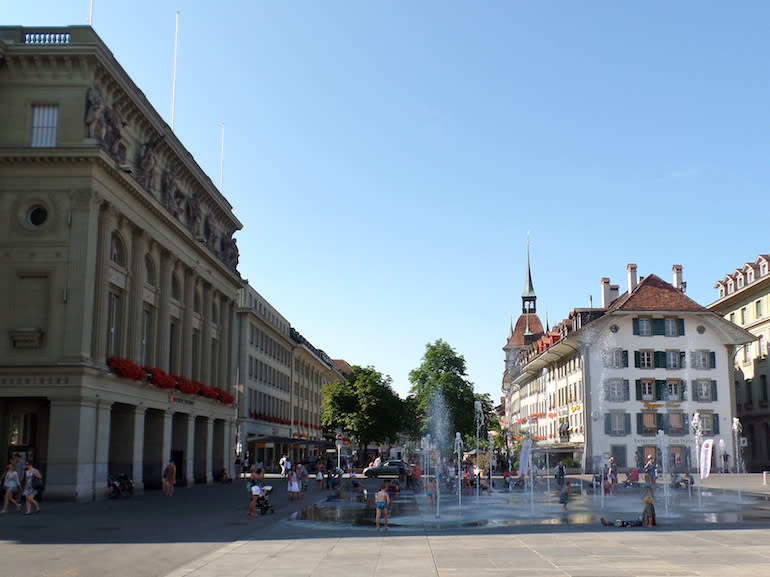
left=219, top=123, right=225, bottom=192
left=89, top=0, right=94, bottom=25
left=171, top=11, right=180, bottom=131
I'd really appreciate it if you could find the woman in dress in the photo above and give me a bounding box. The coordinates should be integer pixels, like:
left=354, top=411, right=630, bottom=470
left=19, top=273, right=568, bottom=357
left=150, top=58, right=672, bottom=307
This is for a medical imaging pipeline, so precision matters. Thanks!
left=23, top=462, right=42, bottom=515
left=1, top=463, right=21, bottom=513
left=287, top=465, right=300, bottom=501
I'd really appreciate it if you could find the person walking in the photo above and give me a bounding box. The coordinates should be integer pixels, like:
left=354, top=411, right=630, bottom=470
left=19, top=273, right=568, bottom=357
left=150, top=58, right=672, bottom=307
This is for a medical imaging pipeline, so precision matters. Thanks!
left=22, top=462, right=42, bottom=515
left=554, top=460, right=566, bottom=488
left=559, top=481, right=572, bottom=512
left=1, top=462, right=21, bottom=513
left=375, top=482, right=390, bottom=531
left=163, top=459, right=177, bottom=497
left=287, top=466, right=300, bottom=501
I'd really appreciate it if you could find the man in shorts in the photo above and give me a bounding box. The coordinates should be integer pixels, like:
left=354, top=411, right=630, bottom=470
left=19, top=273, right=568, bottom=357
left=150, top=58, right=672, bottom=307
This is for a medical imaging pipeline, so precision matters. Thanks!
left=375, top=483, right=390, bottom=531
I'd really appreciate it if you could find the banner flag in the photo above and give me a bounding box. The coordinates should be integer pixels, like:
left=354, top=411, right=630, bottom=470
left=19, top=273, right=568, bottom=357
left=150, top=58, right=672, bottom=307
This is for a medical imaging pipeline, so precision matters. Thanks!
left=700, top=439, right=714, bottom=479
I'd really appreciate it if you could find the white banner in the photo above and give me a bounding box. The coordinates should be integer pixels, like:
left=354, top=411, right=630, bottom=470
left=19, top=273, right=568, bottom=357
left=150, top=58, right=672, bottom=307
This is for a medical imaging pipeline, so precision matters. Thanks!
left=700, top=439, right=714, bottom=479
left=519, top=439, right=532, bottom=477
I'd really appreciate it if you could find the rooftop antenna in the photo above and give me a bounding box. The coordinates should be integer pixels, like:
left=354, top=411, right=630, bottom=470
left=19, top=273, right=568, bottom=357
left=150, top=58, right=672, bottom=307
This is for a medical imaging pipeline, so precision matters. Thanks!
left=171, top=11, right=180, bottom=131
left=89, top=0, right=94, bottom=25
left=219, top=123, right=225, bottom=191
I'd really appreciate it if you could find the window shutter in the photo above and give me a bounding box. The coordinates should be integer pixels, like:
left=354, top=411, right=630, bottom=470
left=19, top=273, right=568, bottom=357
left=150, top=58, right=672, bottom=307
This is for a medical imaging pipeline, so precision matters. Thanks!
left=678, top=318, right=685, bottom=336
left=711, top=380, right=718, bottom=401
left=623, top=380, right=630, bottom=401
left=636, top=379, right=642, bottom=401
left=605, top=414, right=611, bottom=435
left=634, top=351, right=640, bottom=368
left=662, top=413, right=670, bottom=434
left=622, top=350, right=629, bottom=367
left=655, top=380, right=666, bottom=401
left=682, top=413, right=689, bottom=434
left=625, top=413, right=631, bottom=435
left=654, top=351, right=666, bottom=368
left=656, top=413, right=664, bottom=432
left=713, top=413, right=720, bottom=435
left=636, top=413, right=643, bottom=435
left=681, top=381, right=687, bottom=401
left=652, top=318, right=665, bottom=335
left=710, top=352, right=716, bottom=369
left=692, top=384, right=699, bottom=402
left=633, top=318, right=639, bottom=335
left=680, top=351, right=686, bottom=369
left=603, top=385, right=610, bottom=402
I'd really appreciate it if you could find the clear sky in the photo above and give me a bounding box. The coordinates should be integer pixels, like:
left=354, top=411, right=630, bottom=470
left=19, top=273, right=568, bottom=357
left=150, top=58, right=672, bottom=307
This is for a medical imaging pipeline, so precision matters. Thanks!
left=8, top=2, right=770, bottom=402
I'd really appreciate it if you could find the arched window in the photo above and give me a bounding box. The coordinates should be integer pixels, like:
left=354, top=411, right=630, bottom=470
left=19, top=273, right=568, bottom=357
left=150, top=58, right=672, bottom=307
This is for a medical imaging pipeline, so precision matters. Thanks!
left=194, top=289, right=201, bottom=314
left=110, top=233, right=126, bottom=267
left=144, top=254, right=156, bottom=286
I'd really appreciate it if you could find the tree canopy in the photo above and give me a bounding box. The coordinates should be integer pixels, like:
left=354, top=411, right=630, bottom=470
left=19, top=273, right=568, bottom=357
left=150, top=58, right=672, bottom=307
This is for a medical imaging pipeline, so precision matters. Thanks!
left=321, top=365, right=403, bottom=451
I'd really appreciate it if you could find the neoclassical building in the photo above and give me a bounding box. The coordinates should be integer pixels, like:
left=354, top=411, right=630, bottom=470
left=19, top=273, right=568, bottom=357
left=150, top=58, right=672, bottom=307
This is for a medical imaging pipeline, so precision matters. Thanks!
left=236, top=284, right=345, bottom=470
left=709, top=254, right=770, bottom=471
left=0, top=27, right=242, bottom=500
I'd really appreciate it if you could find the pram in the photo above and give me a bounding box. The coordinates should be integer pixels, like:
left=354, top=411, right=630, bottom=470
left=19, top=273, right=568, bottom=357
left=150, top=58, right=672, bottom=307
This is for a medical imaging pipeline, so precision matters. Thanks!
left=254, top=485, right=274, bottom=514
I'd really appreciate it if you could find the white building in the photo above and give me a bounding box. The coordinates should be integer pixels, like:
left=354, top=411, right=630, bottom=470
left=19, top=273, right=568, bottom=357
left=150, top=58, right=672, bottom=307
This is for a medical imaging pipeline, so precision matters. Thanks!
left=505, top=265, right=753, bottom=473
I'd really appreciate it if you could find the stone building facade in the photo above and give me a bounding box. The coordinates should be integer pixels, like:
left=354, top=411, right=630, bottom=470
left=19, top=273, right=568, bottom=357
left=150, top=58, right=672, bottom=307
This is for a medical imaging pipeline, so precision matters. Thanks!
left=709, top=254, right=770, bottom=471
left=0, top=26, right=242, bottom=500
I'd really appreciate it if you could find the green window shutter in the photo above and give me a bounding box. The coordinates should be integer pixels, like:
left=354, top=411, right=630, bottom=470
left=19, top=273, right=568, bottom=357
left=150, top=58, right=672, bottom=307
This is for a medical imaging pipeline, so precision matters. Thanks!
left=662, top=413, right=670, bottom=434
left=605, top=414, right=611, bottom=435
left=710, top=352, right=716, bottom=369
left=656, top=413, right=663, bottom=432
left=682, top=413, right=689, bottom=434
left=652, top=318, right=665, bottom=335
left=654, top=351, right=666, bottom=368
left=636, top=379, right=642, bottom=400
left=681, top=381, right=687, bottom=401
left=636, top=413, right=643, bottom=435
left=603, top=385, right=609, bottom=402
left=713, top=413, right=720, bottom=435
left=633, top=318, right=639, bottom=335
left=655, top=380, right=666, bottom=401
left=623, top=380, right=630, bottom=401
left=680, top=351, right=686, bottom=368
left=634, top=351, right=641, bottom=368
left=622, top=350, right=629, bottom=367
left=711, top=380, right=718, bottom=401
left=678, top=318, right=685, bottom=335
left=625, top=413, right=631, bottom=435
left=692, top=384, right=699, bottom=402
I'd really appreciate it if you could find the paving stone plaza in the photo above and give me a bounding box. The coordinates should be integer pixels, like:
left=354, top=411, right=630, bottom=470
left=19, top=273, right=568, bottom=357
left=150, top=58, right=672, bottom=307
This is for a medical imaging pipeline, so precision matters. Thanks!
left=2, top=473, right=769, bottom=577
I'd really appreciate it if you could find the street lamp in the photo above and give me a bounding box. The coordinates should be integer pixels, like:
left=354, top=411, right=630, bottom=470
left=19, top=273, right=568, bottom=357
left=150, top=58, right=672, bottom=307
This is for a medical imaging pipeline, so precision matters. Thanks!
left=454, top=432, right=463, bottom=507
left=488, top=431, right=494, bottom=492
left=474, top=400, right=483, bottom=499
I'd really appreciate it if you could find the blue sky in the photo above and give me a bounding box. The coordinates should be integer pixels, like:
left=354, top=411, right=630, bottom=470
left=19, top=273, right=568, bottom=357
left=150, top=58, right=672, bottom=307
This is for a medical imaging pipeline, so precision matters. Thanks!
left=8, top=2, right=770, bottom=401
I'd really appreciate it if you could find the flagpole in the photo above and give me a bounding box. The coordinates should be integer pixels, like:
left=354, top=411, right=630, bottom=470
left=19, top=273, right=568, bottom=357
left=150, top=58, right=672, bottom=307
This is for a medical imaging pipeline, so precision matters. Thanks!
left=171, top=11, right=180, bottom=131
left=89, top=0, right=94, bottom=25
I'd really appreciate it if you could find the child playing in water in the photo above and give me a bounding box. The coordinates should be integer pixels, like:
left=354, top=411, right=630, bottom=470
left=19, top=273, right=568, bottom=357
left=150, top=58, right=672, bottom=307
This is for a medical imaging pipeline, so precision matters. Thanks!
left=559, top=481, right=571, bottom=511
left=375, top=483, right=390, bottom=531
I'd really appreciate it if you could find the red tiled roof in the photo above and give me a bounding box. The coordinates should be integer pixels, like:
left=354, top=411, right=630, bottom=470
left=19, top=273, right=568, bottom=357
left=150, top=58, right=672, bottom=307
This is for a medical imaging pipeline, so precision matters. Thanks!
left=504, top=313, right=545, bottom=348
left=609, top=274, right=704, bottom=312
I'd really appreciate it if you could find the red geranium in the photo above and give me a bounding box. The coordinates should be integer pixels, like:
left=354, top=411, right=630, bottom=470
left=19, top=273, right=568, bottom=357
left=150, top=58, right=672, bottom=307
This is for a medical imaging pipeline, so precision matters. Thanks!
left=108, top=356, right=147, bottom=381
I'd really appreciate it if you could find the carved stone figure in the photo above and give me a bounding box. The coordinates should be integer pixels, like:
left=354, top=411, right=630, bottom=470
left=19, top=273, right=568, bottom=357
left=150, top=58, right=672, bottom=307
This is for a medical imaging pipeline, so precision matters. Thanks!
left=139, top=139, right=159, bottom=192
left=85, top=86, right=105, bottom=141
left=203, top=215, right=218, bottom=248
left=104, top=100, right=127, bottom=158
left=226, top=236, right=239, bottom=270
left=185, top=192, right=201, bottom=236
left=162, top=169, right=181, bottom=217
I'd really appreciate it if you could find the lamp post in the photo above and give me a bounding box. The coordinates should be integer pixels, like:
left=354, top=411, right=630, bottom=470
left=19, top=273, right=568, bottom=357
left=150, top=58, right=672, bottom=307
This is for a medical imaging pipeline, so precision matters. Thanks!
left=425, top=433, right=432, bottom=495
left=454, top=432, right=463, bottom=508
left=488, top=431, right=494, bottom=493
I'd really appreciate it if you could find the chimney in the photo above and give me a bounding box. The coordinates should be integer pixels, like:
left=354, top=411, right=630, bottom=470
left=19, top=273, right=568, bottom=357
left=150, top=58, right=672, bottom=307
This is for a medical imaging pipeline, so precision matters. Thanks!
left=627, top=263, right=638, bottom=293
left=610, top=284, right=620, bottom=302
left=673, top=264, right=684, bottom=291
left=601, top=277, right=611, bottom=307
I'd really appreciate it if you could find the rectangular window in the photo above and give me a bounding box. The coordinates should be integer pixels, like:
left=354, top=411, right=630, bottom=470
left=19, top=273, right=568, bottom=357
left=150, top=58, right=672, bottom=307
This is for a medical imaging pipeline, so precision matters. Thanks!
left=664, top=318, right=678, bottom=336
left=666, top=350, right=680, bottom=369
left=611, top=412, right=626, bottom=435
left=604, top=348, right=627, bottom=368
left=168, top=320, right=177, bottom=373
left=107, top=291, right=122, bottom=357
left=691, top=350, right=714, bottom=370
left=9, top=413, right=36, bottom=446
left=695, top=379, right=713, bottom=401
left=701, top=414, right=715, bottom=435
left=643, top=412, right=657, bottom=434
left=638, top=318, right=652, bottom=336
left=31, top=105, right=58, bottom=147
left=605, top=379, right=627, bottom=402
left=669, top=412, right=683, bottom=434
left=641, top=379, right=654, bottom=401
left=140, top=307, right=153, bottom=366
left=640, top=350, right=653, bottom=369
left=756, top=300, right=763, bottom=318
left=730, top=312, right=735, bottom=324
left=741, top=308, right=747, bottom=325
left=667, top=379, right=681, bottom=401
left=744, top=344, right=750, bottom=363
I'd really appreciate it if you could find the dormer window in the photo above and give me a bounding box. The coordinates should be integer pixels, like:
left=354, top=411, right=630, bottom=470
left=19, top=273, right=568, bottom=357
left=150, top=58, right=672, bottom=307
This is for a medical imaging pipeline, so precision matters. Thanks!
left=737, top=276, right=744, bottom=288
left=727, top=280, right=734, bottom=293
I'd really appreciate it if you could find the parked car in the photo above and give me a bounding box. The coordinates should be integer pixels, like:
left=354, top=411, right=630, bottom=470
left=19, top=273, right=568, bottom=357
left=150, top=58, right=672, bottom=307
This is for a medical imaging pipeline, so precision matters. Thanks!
left=363, top=460, right=404, bottom=478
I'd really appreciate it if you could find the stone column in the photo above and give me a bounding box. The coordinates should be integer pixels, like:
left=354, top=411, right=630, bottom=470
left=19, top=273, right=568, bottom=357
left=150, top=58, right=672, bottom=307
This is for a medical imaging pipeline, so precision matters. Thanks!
left=63, top=190, right=102, bottom=362
left=206, top=418, right=214, bottom=484
left=127, top=228, right=148, bottom=362
left=162, top=410, right=173, bottom=463
left=181, top=267, right=195, bottom=377
left=157, top=250, right=173, bottom=372
left=132, top=406, right=146, bottom=493
left=46, top=398, right=98, bottom=502
left=93, top=400, right=113, bottom=500
left=185, top=413, right=195, bottom=486
left=201, top=282, right=213, bottom=385
left=92, top=203, right=119, bottom=363
left=219, top=295, right=230, bottom=390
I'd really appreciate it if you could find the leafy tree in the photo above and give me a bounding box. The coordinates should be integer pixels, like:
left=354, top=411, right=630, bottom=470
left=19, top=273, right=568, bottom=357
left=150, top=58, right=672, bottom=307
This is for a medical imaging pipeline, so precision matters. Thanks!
left=321, top=365, right=404, bottom=454
left=408, top=339, right=479, bottom=441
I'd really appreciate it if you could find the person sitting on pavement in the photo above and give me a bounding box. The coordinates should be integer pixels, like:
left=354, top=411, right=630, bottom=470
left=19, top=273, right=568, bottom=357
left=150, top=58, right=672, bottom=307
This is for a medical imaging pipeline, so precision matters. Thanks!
left=600, top=497, right=656, bottom=528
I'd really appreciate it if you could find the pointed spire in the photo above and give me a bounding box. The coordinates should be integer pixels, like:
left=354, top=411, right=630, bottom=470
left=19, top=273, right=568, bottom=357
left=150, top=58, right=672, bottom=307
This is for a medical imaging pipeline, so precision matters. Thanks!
left=522, top=238, right=536, bottom=298
left=546, top=312, right=550, bottom=332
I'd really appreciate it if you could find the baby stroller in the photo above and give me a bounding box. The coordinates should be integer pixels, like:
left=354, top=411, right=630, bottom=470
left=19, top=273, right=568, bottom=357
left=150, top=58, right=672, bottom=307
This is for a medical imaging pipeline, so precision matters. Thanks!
left=255, top=485, right=274, bottom=514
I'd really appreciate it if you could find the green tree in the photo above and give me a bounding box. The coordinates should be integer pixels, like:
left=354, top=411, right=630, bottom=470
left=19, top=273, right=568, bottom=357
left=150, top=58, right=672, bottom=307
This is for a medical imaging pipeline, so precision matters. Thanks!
left=408, top=339, right=478, bottom=440
left=321, top=365, right=404, bottom=454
